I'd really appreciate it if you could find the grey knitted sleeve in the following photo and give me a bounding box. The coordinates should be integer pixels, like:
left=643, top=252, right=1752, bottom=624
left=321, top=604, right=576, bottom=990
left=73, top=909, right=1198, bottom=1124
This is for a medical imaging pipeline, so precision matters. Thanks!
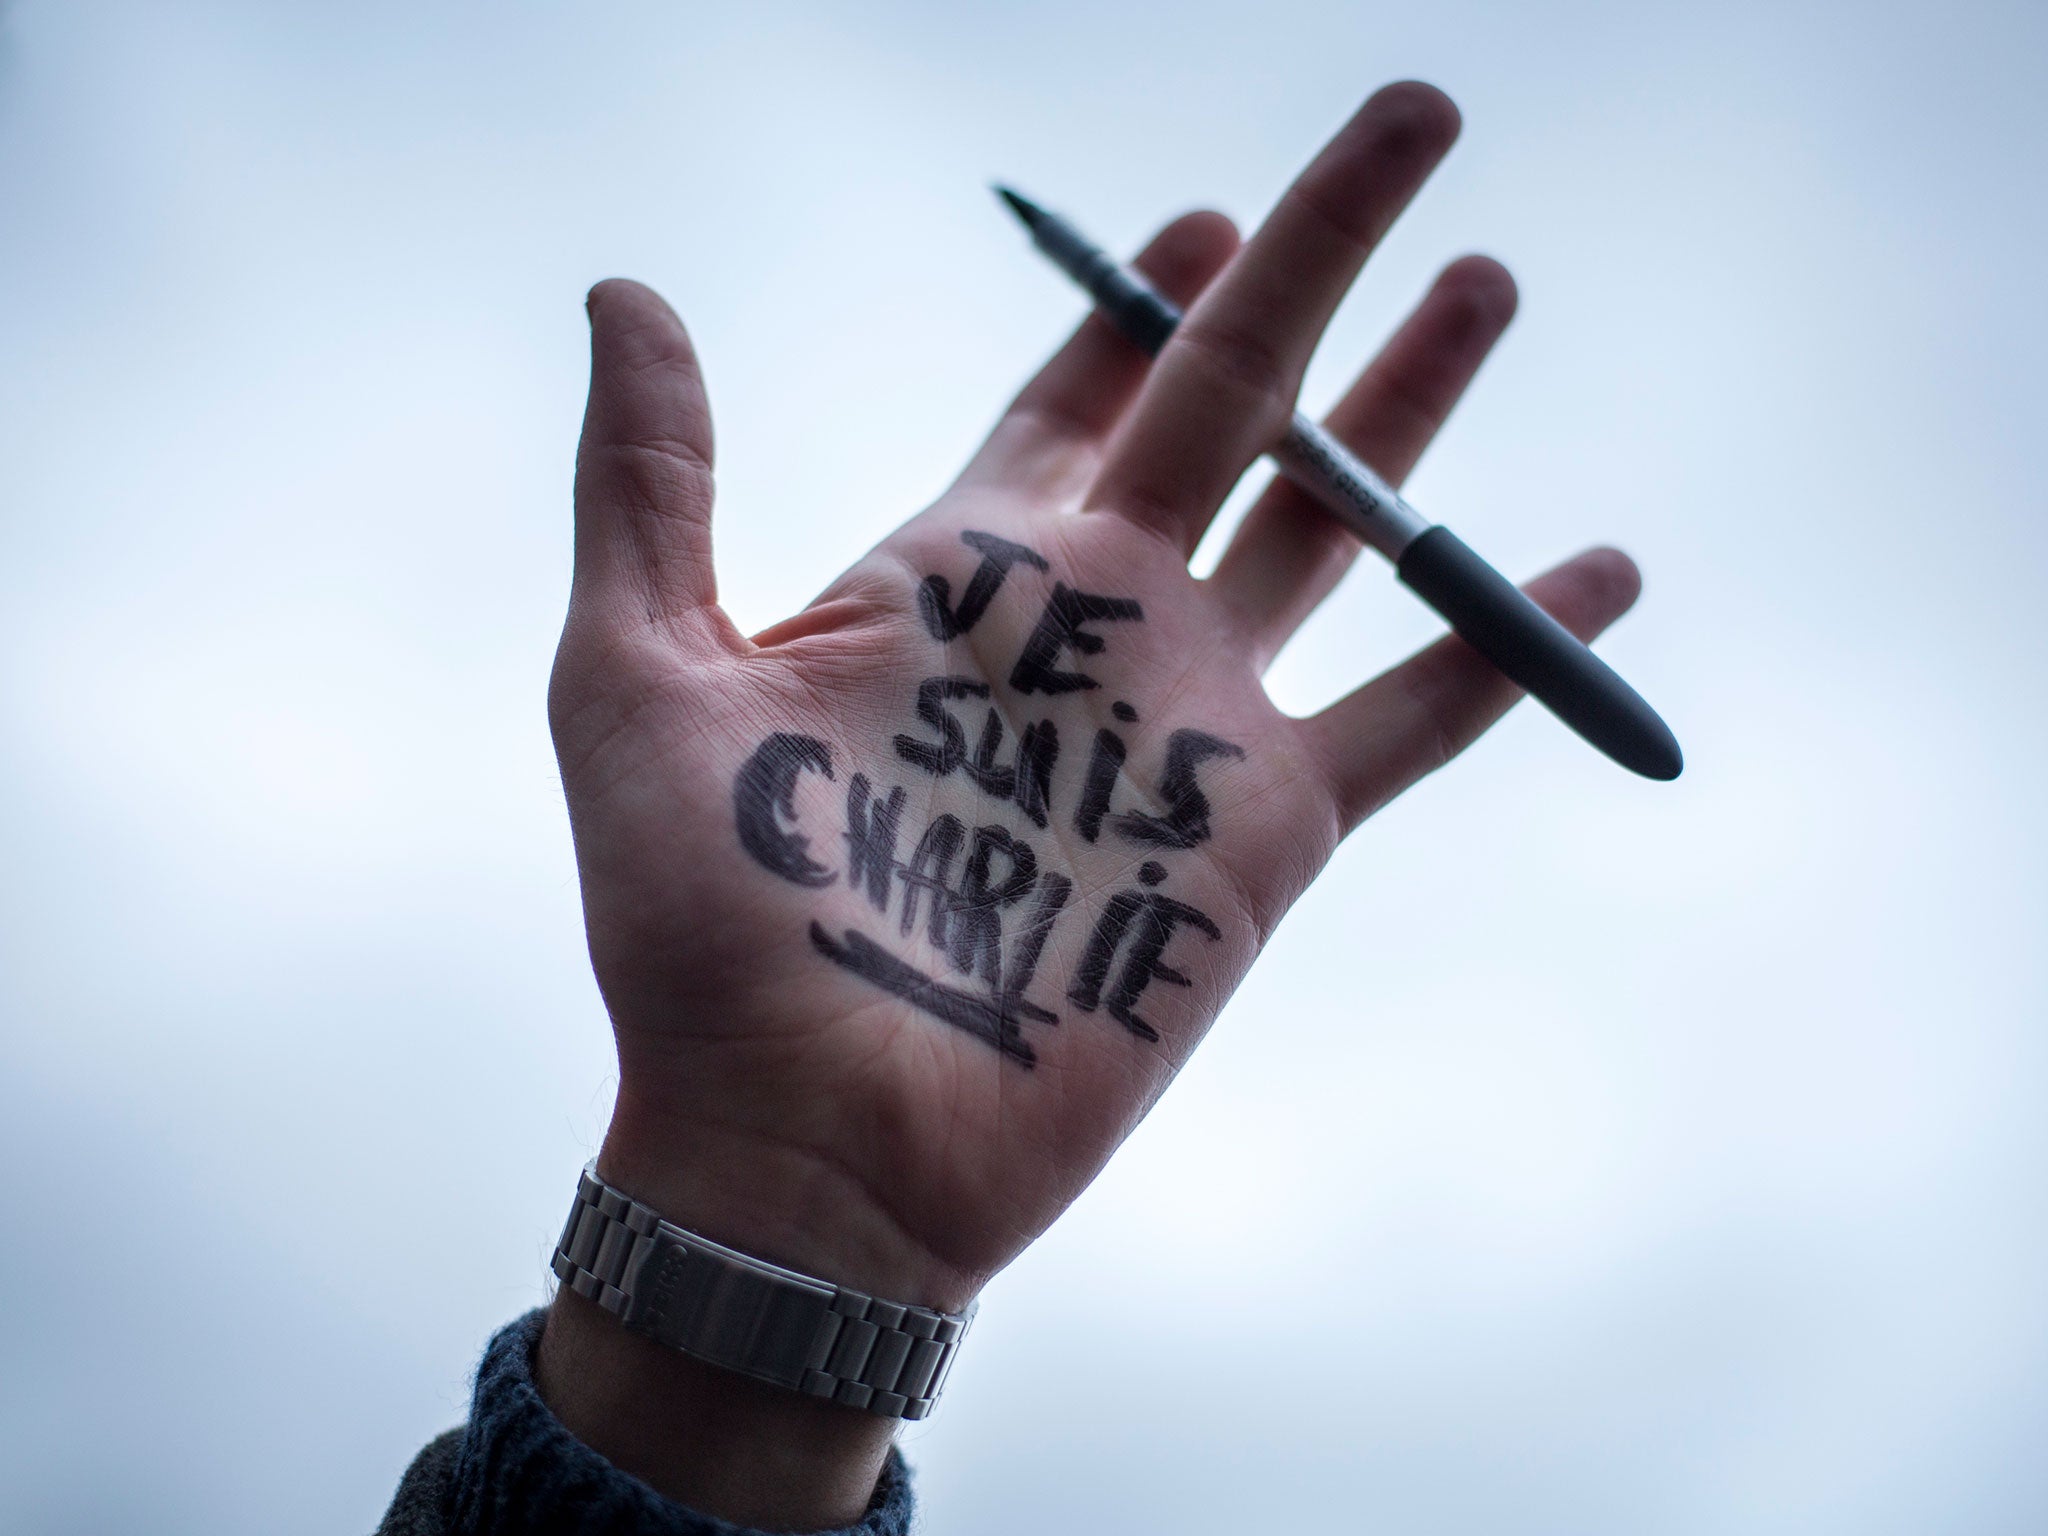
left=375, top=1309, right=914, bottom=1536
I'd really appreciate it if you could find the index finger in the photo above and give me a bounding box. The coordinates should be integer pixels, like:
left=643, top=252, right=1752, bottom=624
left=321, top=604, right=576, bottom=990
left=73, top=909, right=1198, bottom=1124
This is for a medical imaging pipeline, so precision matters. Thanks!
left=1086, top=81, right=1462, bottom=556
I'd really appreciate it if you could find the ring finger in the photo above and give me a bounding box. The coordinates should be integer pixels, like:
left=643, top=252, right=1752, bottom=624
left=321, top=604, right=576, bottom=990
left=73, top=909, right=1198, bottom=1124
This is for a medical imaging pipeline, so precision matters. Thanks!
left=1207, top=253, right=1519, bottom=671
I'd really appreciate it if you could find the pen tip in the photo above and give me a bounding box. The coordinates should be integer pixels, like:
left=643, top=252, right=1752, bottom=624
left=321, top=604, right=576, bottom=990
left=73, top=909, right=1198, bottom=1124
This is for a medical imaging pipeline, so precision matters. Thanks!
left=1626, top=719, right=1685, bottom=781
left=992, top=184, right=1045, bottom=230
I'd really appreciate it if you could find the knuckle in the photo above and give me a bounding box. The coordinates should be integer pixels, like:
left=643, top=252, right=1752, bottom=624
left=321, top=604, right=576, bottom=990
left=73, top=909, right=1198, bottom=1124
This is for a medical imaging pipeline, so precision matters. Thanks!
left=1278, top=178, right=1375, bottom=256
left=581, top=438, right=715, bottom=516
left=1173, top=314, right=1295, bottom=409
left=1356, top=371, right=1446, bottom=470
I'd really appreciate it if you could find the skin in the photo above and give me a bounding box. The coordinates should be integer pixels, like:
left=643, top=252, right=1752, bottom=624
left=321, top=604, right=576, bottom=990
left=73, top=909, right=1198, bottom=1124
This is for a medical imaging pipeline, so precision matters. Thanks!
left=534, top=80, right=1644, bottom=1531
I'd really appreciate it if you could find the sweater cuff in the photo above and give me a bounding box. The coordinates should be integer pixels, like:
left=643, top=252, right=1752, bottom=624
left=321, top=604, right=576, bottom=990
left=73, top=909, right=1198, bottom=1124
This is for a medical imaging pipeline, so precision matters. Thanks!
left=446, top=1309, right=914, bottom=1536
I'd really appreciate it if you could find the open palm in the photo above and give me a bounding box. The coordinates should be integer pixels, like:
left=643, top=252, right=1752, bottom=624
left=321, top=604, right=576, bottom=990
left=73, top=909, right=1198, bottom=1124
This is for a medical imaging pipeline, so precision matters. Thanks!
left=545, top=82, right=1641, bottom=1317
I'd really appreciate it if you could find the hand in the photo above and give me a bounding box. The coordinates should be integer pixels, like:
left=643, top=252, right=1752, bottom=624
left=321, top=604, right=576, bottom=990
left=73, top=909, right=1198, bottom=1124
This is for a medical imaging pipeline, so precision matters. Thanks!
left=536, top=81, right=1641, bottom=1528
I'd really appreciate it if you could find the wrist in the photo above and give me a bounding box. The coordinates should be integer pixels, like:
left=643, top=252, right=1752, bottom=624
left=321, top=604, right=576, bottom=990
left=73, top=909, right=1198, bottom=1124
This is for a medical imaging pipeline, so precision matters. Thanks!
left=532, top=1088, right=978, bottom=1528
left=597, top=1080, right=982, bottom=1314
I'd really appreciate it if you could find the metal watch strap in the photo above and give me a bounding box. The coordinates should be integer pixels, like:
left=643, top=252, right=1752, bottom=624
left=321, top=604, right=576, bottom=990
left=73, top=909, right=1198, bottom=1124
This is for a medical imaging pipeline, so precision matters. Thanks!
left=551, top=1163, right=973, bottom=1421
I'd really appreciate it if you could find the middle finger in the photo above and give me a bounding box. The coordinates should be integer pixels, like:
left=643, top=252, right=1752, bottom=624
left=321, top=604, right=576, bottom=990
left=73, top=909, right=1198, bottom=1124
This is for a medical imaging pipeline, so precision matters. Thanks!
left=1085, top=80, right=1462, bottom=557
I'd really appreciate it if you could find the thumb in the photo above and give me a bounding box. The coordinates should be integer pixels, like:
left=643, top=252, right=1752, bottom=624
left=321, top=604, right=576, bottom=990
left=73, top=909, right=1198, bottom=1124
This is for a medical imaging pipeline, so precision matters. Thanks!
left=573, top=278, right=720, bottom=620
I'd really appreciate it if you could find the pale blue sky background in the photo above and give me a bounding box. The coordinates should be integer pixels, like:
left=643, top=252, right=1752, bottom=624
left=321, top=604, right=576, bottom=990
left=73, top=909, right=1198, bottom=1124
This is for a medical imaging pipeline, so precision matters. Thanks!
left=2, top=1, right=2044, bottom=1531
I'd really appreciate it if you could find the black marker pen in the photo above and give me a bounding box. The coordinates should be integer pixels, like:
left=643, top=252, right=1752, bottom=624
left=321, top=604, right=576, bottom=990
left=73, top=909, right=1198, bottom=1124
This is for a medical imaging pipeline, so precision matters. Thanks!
left=996, top=186, right=1683, bottom=782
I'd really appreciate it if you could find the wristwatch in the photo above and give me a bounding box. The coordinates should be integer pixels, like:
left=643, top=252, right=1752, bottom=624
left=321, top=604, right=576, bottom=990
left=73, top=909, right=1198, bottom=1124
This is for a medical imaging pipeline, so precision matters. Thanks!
left=551, top=1163, right=975, bottom=1420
